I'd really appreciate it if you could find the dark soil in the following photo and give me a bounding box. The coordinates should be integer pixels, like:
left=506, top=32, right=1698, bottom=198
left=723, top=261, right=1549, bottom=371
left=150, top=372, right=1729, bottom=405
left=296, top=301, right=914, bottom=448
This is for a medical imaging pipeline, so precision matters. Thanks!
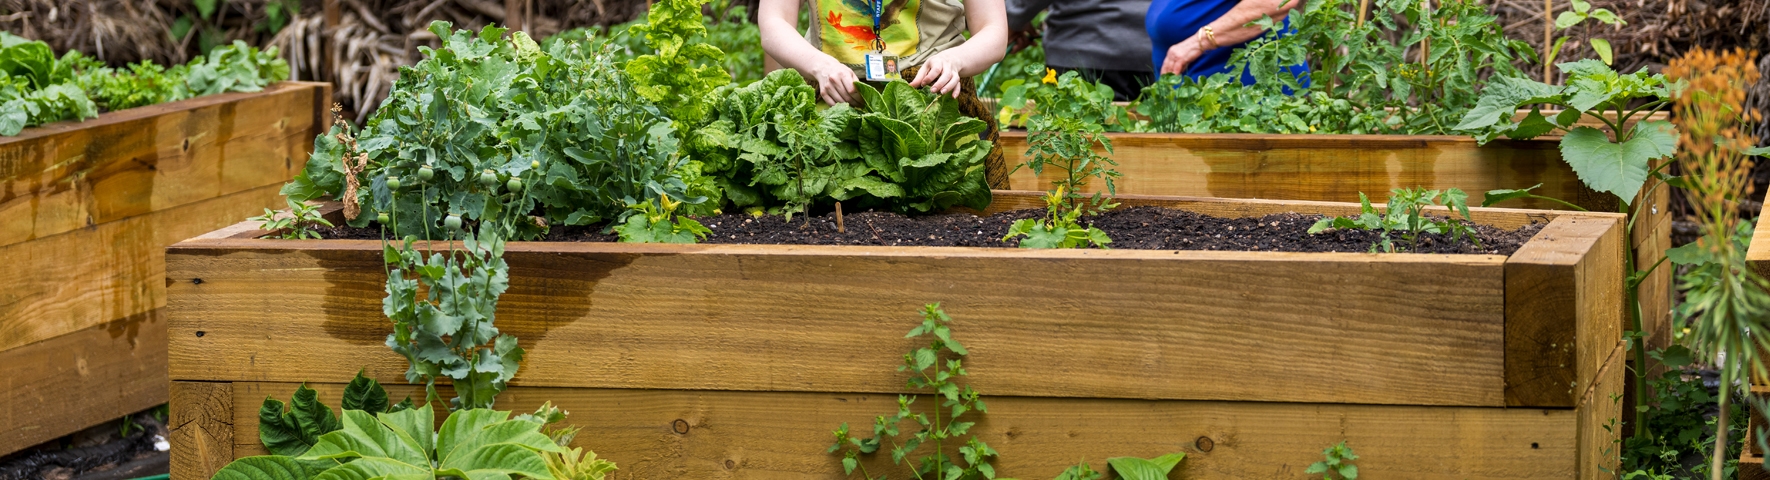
left=325, top=206, right=1544, bottom=256
left=0, top=409, right=168, bottom=480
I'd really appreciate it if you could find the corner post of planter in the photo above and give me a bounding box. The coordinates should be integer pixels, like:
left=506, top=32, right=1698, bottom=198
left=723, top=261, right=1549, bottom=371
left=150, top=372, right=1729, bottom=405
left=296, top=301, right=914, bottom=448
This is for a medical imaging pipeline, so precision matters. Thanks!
left=1503, top=213, right=1627, bottom=478
left=170, top=381, right=234, bottom=480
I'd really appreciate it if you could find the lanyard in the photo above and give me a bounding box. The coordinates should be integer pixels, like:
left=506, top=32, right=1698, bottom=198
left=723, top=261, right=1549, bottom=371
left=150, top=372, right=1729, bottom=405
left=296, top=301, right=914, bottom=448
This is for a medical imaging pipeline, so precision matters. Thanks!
left=870, top=0, right=887, bottom=52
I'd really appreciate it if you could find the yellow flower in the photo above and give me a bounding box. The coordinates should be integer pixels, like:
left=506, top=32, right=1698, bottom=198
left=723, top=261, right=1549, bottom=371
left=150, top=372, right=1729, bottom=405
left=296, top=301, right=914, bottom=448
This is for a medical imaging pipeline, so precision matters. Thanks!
left=1042, top=68, right=1057, bottom=85
left=1309, top=125, right=1317, bottom=132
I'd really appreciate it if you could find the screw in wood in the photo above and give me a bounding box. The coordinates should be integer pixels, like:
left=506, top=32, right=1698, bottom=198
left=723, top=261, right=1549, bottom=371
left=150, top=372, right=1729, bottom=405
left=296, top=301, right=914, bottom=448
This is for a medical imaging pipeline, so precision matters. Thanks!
left=1195, top=436, right=1214, bottom=452
left=672, top=419, right=690, bottom=435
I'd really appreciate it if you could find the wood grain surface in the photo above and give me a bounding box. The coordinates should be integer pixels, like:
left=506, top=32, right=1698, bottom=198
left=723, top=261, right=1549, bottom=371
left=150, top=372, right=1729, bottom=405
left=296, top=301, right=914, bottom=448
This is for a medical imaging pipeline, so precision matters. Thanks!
left=170, top=381, right=233, bottom=480
left=0, top=82, right=326, bottom=456
left=215, top=382, right=1583, bottom=480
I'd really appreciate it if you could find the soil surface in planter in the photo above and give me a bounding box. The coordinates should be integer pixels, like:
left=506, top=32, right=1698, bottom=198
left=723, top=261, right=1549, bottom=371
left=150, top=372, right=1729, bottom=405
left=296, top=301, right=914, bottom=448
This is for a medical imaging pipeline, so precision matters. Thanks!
left=321, top=207, right=1543, bottom=255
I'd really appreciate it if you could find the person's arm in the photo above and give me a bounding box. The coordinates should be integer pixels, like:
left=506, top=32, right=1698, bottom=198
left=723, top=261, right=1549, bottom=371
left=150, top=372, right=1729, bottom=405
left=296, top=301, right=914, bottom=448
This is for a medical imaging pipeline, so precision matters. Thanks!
left=760, top=0, right=859, bottom=105
left=1158, top=0, right=1301, bottom=75
left=909, top=0, right=1009, bottom=97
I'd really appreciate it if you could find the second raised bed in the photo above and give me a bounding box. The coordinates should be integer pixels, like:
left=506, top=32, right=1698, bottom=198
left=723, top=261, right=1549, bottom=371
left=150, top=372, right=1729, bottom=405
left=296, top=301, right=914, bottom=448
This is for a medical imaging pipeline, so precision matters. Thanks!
left=168, top=192, right=1625, bottom=479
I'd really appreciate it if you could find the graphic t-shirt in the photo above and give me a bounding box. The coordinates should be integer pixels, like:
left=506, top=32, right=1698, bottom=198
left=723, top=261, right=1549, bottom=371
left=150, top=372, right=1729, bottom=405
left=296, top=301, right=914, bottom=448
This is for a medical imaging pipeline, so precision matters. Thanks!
left=806, top=0, right=970, bottom=74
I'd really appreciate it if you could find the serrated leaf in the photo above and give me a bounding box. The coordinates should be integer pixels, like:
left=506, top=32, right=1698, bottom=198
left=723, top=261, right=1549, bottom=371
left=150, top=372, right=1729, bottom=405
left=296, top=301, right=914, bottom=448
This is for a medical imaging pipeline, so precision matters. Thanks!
left=1481, top=184, right=1543, bottom=207
left=342, top=370, right=391, bottom=413
left=1560, top=126, right=1650, bottom=204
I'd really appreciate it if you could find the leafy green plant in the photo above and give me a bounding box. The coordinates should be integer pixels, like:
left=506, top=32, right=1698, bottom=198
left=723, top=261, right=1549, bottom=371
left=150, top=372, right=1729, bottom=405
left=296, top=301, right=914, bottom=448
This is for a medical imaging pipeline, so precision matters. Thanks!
left=1003, top=188, right=1111, bottom=249
left=830, top=304, right=999, bottom=480
left=1619, top=345, right=1748, bottom=479
left=1131, top=0, right=1530, bottom=136
left=285, top=22, right=706, bottom=238
left=248, top=199, right=335, bottom=240
left=1307, top=187, right=1479, bottom=253
left=614, top=196, right=711, bottom=243
left=547, top=0, right=763, bottom=87
left=383, top=225, right=522, bottom=410
left=212, top=404, right=577, bottom=480
left=626, top=0, right=731, bottom=128
left=695, top=71, right=992, bottom=218
left=1001, top=68, right=1124, bottom=215
left=1543, top=0, right=1624, bottom=68
left=1458, top=61, right=1676, bottom=205
left=175, top=40, right=290, bottom=98
left=257, top=371, right=411, bottom=457
left=1106, top=453, right=1186, bottom=480
left=1305, top=441, right=1359, bottom=480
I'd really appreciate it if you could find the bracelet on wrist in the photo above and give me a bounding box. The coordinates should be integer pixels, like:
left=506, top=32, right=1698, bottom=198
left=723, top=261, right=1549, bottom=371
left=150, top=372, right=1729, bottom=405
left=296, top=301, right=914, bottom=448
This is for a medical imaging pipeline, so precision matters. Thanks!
left=1200, top=26, right=1219, bottom=49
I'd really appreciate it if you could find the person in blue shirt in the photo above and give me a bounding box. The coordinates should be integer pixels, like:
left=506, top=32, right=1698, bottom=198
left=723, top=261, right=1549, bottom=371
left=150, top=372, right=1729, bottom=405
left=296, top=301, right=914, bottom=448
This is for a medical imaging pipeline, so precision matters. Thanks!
left=1146, top=0, right=1303, bottom=82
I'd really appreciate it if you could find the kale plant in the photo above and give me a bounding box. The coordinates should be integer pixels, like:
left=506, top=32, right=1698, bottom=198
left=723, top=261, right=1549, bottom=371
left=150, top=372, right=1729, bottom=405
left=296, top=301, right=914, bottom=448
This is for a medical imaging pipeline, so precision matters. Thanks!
left=1307, top=187, right=1480, bottom=253
left=830, top=304, right=999, bottom=480
left=284, top=22, right=709, bottom=239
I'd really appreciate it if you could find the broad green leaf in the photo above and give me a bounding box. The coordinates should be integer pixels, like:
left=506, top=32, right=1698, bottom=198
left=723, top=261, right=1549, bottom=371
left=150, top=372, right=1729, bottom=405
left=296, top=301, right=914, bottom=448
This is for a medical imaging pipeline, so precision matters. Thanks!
left=258, top=384, right=342, bottom=457
left=311, top=456, right=430, bottom=480
left=302, top=410, right=428, bottom=467
left=1657, top=345, right=1694, bottom=368
left=211, top=456, right=331, bottom=480
left=342, top=370, right=391, bottom=413
left=1665, top=242, right=1713, bottom=266
left=1560, top=126, right=1649, bottom=204
left=1106, top=453, right=1187, bottom=480
left=1554, top=11, right=1584, bottom=29
left=438, top=443, right=552, bottom=479
left=1589, top=38, right=1613, bottom=65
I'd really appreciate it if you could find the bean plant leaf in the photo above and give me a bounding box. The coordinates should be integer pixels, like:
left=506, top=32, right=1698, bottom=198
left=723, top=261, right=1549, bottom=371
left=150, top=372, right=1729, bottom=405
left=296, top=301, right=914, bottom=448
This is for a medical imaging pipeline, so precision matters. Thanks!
left=209, top=456, right=329, bottom=480
left=1482, top=184, right=1542, bottom=207
left=1106, top=453, right=1187, bottom=480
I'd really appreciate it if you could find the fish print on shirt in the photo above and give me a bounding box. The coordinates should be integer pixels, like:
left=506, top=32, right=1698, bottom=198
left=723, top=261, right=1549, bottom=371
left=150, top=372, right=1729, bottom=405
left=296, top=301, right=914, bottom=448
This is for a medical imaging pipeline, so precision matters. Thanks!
left=820, top=0, right=920, bottom=64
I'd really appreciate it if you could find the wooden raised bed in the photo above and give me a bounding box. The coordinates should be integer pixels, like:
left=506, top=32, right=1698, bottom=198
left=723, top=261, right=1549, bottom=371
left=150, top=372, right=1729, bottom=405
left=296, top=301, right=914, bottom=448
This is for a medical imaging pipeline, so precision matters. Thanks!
left=0, top=81, right=330, bottom=455
left=1000, top=131, right=1674, bottom=352
left=168, top=192, right=1626, bottom=479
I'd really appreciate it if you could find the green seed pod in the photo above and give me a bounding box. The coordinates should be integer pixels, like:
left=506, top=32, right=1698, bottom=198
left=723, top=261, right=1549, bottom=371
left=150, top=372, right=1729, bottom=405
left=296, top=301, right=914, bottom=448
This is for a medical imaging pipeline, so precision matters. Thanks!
left=386, top=176, right=401, bottom=190
left=479, top=170, right=498, bottom=188
left=507, top=178, right=524, bottom=193
left=417, top=166, right=435, bottom=181
left=376, top=213, right=389, bottom=224
left=531, top=160, right=541, bottom=170
left=444, top=215, right=463, bottom=231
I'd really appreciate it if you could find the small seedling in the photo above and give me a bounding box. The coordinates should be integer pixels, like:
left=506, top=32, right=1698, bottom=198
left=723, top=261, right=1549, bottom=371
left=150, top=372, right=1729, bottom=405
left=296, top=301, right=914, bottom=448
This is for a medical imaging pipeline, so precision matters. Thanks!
left=614, top=196, right=710, bottom=244
left=1305, top=441, right=1359, bottom=480
left=1308, top=187, right=1480, bottom=252
left=248, top=198, right=334, bottom=239
left=1003, top=187, right=1113, bottom=249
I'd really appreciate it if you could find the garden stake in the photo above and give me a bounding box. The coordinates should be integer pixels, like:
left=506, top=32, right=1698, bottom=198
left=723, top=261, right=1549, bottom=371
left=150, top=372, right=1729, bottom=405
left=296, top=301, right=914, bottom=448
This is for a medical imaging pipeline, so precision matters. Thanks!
left=836, top=201, right=845, bottom=233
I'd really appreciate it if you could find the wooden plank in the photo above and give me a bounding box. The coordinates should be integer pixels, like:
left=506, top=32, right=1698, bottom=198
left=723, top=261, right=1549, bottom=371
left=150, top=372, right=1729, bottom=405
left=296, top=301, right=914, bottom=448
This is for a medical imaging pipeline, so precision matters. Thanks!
left=1504, top=215, right=1626, bottom=407
left=1577, top=339, right=1626, bottom=480
left=998, top=132, right=1610, bottom=212
left=0, top=182, right=287, bottom=353
left=0, top=82, right=326, bottom=248
left=1749, top=198, right=1770, bottom=280
left=0, top=311, right=168, bottom=455
left=170, top=381, right=233, bottom=480
left=170, top=239, right=1515, bottom=407
left=221, top=382, right=1581, bottom=480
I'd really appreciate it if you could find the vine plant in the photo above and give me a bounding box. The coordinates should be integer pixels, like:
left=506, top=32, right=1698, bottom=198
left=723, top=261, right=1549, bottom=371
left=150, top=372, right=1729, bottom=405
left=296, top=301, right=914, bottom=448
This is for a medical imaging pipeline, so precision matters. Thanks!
left=830, top=304, right=999, bottom=480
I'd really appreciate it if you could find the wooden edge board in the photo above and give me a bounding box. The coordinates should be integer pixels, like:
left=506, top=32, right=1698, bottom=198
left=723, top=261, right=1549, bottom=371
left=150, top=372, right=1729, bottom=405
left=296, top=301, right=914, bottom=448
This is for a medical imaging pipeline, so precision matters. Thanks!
left=1751, top=197, right=1770, bottom=279
left=994, top=110, right=1667, bottom=141
left=0, top=82, right=328, bottom=144
left=207, top=382, right=1583, bottom=480
left=1504, top=215, right=1626, bottom=407
left=0, top=311, right=168, bottom=456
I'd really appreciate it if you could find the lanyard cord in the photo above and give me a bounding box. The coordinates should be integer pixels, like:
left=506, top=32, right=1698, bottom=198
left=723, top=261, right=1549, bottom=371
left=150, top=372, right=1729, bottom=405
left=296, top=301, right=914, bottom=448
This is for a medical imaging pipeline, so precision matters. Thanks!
left=871, top=0, right=888, bottom=52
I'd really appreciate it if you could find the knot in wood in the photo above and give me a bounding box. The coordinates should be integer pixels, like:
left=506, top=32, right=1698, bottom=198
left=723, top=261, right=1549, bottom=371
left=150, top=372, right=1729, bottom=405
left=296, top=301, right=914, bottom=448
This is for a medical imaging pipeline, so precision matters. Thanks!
left=1195, top=436, right=1214, bottom=452
left=672, top=419, right=690, bottom=435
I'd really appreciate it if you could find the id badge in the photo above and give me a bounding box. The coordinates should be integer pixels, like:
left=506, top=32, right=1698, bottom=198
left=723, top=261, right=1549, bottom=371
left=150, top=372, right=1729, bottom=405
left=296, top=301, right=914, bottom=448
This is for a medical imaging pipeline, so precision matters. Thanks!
left=863, top=52, right=900, bottom=82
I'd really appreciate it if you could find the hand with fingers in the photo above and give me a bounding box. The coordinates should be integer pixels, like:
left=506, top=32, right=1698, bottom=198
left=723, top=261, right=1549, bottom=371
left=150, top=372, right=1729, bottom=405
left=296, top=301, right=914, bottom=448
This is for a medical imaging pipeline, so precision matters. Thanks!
left=808, top=55, right=860, bottom=105
left=909, top=53, right=966, bottom=98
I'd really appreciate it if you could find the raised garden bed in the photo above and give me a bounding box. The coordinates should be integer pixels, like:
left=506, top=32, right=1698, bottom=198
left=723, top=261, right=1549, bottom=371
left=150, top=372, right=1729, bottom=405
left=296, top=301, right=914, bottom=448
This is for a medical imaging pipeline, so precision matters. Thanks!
left=1000, top=131, right=1674, bottom=352
left=0, top=81, right=331, bottom=456
left=168, top=191, right=1626, bottom=479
